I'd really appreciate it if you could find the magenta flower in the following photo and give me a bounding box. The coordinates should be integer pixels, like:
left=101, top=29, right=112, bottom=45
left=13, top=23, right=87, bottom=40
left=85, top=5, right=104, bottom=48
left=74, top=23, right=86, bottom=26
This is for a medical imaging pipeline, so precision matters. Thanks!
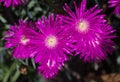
left=108, top=0, right=120, bottom=15
left=5, top=20, right=35, bottom=59
left=38, top=58, right=64, bottom=78
left=0, top=0, right=27, bottom=7
left=29, top=14, right=74, bottom=78
left=63, top=0, right=116, bottom=62
left=79, top=24, right=116, bottom=62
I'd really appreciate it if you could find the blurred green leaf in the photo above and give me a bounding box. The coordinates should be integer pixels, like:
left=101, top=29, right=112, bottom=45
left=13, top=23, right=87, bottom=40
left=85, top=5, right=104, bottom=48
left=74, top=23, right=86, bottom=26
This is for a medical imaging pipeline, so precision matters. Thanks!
left=28, top=1, right=36, bottom=10
left=10, top=69, right=20, bottom=82
left=3, top=61, right=17, bottom=82
left=0, top=16, right=7, bottom=23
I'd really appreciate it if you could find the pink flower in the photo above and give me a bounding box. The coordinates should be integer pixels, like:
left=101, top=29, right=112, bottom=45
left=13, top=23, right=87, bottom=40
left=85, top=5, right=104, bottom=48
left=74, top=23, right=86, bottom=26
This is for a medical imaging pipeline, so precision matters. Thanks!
left=5, top=20, right=35, bottom=59
left=108, top=0, right=120, bottom=15
left=29, top=14, right=74, bottom=78
left=63, top=0, right=116, bottom=62
left=0, top=0, right=27, bottom=7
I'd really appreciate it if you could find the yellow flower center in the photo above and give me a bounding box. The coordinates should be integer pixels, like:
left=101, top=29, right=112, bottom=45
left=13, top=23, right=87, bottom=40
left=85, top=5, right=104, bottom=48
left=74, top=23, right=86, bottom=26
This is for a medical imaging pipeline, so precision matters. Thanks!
left=21, top=36, right=29, bottom=45
left=46, top=36, right=57, bottom=48
left=77, top=20, right=88, bottom=32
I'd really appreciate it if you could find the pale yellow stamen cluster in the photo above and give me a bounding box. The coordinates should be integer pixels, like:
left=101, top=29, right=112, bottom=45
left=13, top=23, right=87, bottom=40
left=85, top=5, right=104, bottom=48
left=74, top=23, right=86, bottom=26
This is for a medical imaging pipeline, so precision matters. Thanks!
left=46, top=36, right=57, bottom=48
left=21, top=36, right=29, bottom=45
left=77, top=20, right=88, bottom=32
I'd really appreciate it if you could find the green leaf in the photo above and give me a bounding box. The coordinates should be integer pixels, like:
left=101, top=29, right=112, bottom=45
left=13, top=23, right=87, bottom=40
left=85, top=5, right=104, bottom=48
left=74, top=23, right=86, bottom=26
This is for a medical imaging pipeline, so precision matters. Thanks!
left=0, top=16, right=7, bottom=23
left=10, top=70, right=20, bottom=82
left=3, top=61, right=17, bottom=82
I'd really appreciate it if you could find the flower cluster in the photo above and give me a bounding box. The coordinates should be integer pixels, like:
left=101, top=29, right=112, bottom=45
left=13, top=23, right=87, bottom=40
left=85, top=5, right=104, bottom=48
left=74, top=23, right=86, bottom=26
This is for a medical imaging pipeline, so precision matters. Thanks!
left=4, top=0, right=116, bottom=79
left=0, top=0, right=27, bottom=7
left=5, top=14, right=74, bottom=78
